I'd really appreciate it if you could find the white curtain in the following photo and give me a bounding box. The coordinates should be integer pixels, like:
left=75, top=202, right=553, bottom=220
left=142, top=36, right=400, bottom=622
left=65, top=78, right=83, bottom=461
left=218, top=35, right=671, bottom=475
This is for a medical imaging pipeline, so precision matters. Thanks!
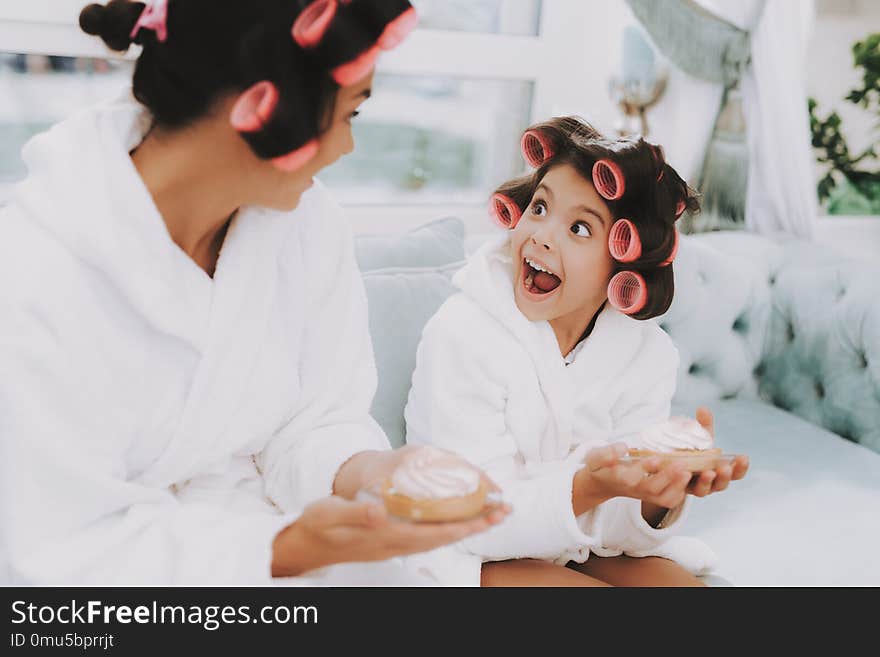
left=638, top=0, right=818, bottom=239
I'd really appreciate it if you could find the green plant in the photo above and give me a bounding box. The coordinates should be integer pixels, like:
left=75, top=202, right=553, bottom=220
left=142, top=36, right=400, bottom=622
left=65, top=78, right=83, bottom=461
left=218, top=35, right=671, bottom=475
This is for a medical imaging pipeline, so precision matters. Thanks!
left=808, top=32, right=880, bottom=212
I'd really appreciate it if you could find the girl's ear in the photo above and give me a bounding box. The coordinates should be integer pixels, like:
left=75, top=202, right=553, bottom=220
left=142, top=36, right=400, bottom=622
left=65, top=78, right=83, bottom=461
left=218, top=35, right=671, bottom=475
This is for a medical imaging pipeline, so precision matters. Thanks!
left=230, top=81, right=279, bottom=133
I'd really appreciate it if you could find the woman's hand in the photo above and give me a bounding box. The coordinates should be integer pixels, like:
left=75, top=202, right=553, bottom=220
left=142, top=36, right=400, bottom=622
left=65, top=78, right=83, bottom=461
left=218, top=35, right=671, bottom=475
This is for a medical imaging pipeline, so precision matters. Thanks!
left=572, top=443, right=692, bottom=516
left=271, top=494, right=508, bottom=578
left=687, top=407, right=750, bottom=498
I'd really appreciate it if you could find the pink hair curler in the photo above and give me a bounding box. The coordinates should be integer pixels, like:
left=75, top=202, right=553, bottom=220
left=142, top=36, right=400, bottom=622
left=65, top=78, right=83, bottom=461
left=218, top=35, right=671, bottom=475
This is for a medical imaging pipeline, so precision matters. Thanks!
left=230, top=81, right=280, bottom=133
left=130, top=0, right=168, bottom=43
left=293, top=0, right=338, bottom=49
left=607, top=270, right=647, bottom=315
left=592, top=159, right=625, bottom=201
left=520, top=130, right=554, bottom=169
left=607, top=219, right=642, bottom=263
left=660, top=230, right=679, bottom=267
left=377, top=6, right=419, bottom=50
left=271, top=139, right=320, bottom=172
left=490, top=193, right=521, bottom=229
left=674, top=198, right=687, bottom=219
left=332, top=44, right=381, bottom=86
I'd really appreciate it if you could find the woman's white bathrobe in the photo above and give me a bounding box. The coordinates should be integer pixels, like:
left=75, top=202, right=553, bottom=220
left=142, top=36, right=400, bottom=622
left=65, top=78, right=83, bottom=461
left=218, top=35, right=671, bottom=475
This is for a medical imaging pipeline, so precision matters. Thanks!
left=404, top=234, right=716, bottom=585
left=0, top=95, right=399, bottom=585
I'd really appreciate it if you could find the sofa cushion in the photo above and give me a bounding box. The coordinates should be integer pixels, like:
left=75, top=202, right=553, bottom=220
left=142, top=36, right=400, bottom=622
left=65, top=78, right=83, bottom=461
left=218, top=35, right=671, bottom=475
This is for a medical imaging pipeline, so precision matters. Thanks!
left=677, top=398, right=880, bottom=585
left=356, top=216, right=465, bottom=272
left=356, top=217, right=467, bottom=448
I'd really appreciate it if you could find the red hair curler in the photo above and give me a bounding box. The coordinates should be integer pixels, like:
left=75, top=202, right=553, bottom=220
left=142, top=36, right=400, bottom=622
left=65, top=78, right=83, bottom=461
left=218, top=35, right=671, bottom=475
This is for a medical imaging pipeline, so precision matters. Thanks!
left=607, top=270, right=647, bottom=315
left=490, top=193, right=521, bottom=229
left=592, top=159, right=625, bottom=201
left=377, top=6, right=419, bottom=49
left=230, top=81, right=279, bottom=133
left=674, top=199, right=687, bottom=219
left=660, top=230, right=679, bottom=267
left=331, top=44, right=381, bottom=86
left=608, top=219, right=642, bottom=263
left=271, top=140, right=320, bottom=172
left=521, top=130, right=554, bottom=168
left=231, top=81, right=320, bottom=173
left=293, top=0, right=338, bottom=49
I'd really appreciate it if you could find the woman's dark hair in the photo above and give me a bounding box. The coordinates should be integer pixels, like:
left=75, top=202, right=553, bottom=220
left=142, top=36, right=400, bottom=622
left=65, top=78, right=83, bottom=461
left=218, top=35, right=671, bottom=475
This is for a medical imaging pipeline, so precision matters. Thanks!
left=495, top=116, right=700, bottom=321
left=79, top=0, right=410, bottom=162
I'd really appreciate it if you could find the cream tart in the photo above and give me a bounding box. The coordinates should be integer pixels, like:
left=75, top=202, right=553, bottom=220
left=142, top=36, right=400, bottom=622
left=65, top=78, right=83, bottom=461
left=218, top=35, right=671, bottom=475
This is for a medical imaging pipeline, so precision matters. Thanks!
left=382, top=446, right=488, bottom=522
left=628, top=416, right=724, bottom=472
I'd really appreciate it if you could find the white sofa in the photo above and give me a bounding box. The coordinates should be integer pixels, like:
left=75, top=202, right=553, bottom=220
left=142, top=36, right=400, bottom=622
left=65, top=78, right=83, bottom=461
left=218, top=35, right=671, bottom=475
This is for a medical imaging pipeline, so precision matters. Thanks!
left=355, top=218, right=880, bottom=586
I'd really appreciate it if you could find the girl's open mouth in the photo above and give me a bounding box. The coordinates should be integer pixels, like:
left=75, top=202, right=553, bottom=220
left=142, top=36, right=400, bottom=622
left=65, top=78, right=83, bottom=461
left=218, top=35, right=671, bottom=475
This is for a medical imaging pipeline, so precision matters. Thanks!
left=522, top=257, right=562, bottom=298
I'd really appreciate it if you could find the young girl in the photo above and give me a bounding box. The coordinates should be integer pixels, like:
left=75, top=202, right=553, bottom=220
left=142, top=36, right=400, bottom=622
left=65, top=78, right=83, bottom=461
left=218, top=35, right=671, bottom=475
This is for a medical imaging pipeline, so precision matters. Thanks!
left=404, top=117, right=749, bottom=586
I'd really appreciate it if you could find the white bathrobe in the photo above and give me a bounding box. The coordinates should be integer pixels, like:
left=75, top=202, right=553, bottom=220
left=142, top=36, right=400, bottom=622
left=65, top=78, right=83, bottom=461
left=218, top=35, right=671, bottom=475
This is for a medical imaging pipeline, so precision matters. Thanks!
left=0, top=94, right=408, bottom=585
left=404, top=234, right=716, bottom=585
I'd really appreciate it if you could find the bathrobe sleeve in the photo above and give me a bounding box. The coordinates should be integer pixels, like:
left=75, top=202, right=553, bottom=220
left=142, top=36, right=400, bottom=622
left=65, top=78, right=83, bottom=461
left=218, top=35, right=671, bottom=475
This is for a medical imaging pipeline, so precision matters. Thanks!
left=585, top=327, right=717, bottom=574
left=0, top=297, right=296, bottom=585
left=256, top=185, right=390, bottom=512
left=405, top=298, right=595, bottom=564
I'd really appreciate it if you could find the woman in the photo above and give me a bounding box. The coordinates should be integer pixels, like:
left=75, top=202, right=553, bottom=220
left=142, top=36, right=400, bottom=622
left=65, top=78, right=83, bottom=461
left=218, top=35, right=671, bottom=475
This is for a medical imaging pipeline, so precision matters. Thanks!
left=0, top=0, right=506, bottom=585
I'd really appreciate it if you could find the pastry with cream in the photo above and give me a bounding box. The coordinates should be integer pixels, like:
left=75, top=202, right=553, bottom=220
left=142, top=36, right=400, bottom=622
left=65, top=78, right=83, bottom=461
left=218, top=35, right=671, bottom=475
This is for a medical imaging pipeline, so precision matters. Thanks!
left=628, top=416, right=724, bottom=472
left=382, top=447, right=488, bottom=522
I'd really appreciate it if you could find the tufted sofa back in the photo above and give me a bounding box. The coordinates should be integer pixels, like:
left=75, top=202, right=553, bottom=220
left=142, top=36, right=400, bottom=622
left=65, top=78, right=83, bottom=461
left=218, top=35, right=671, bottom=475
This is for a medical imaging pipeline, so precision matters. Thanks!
left=660, top=232, right=880, bottom=451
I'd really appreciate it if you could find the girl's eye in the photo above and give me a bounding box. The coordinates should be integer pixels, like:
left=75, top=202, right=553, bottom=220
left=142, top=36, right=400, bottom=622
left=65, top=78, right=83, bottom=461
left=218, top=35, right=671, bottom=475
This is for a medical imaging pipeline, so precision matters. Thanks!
left=348, top=110, right=361, bottom=123
left=531, top=200, right=547, bottom=216
left=570, top=221, right=592, bottom=237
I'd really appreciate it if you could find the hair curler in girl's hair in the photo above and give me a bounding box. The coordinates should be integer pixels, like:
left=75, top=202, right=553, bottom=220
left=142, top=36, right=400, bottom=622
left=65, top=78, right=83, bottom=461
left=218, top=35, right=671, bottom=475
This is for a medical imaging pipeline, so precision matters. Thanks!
left=607, top=270, right=647, bottom=315
left=521, top=129, right=554, bottom=169
left=660, top=230, right=679, bottom=267
left=607, top=219, right=642, bottom=263
left=675, top=198, right=687, bottom=219
left=130, top=0, right=168, bottom=43
left=490, top=193, right=522, bottom=229
left=293, top=0, right=418, bottom=86
left=592, top=159, right=625, bottom=201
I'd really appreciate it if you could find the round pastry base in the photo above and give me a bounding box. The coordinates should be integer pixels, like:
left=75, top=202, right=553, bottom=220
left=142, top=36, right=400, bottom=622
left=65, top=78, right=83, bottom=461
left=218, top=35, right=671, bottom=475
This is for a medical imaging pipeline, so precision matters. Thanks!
left=381, top=480, right=489, bottom=523
left=627, top=448, right=726, bottom=473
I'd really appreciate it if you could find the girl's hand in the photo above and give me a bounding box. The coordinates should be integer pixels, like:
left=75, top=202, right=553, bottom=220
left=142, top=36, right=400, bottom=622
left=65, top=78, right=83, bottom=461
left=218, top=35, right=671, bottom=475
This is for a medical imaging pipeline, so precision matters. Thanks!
left=572, top=443, right=692, bottom=515
left=271, top=494, right=508, bottom=578
left=687, top=407, right=750, bottom=497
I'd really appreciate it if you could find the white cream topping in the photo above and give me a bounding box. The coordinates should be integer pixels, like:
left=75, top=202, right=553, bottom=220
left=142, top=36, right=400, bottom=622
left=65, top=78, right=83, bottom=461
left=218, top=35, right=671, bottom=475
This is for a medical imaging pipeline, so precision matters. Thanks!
left=390, top=447, right=480, bottom=499
left=637, top=416, right=714, bottom=452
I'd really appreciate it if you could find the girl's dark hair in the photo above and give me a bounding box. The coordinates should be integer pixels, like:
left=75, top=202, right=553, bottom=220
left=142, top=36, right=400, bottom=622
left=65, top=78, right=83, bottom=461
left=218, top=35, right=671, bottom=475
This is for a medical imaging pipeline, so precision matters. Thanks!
left=79, top=0, right=408, bottom=162
left=495, top=116, right=700, bottom=321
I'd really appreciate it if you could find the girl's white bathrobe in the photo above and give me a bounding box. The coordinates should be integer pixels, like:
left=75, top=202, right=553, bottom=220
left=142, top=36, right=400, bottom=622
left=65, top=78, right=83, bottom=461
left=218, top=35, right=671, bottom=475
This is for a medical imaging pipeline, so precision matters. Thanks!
left=0, top=95, right=402, bottom=585
left=404, top=234, right=716, bottom=585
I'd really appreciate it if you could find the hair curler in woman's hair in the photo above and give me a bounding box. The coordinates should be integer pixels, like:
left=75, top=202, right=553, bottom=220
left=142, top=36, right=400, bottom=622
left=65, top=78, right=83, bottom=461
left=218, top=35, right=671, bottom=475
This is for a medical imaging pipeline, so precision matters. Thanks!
left=293, top=0, right=417, bottom=86
left=592, top=159, right=625, bottom=201
left=660, top=230, right=679, bottom=267
left=490, top=193, right=522, bottom=229
left=130, top=0, right=168, bottom=43
left=230, top=80, right=320, bottom=172
left=292, top=0, right=338, bottom=49
left=607, top=219, right=642, bottom=263
left=521, top=129, right=554, bottom=169
left=607, top=270, right=647, bottom=315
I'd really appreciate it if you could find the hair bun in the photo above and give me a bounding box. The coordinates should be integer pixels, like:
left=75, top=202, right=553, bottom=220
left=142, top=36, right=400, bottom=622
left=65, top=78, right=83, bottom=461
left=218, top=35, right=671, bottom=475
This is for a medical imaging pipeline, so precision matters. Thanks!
left=79, top=0, right=144, bottom=52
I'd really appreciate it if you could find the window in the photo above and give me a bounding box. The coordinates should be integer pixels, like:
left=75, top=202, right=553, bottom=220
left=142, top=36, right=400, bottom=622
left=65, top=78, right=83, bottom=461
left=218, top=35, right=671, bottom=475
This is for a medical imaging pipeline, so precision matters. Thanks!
left=0, top=0, right=605, bottom=232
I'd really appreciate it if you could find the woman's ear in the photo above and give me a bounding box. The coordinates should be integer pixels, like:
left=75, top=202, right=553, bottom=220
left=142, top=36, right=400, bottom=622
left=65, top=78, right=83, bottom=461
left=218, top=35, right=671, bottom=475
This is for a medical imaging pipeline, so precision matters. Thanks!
left=230, top=81, right=279, bottom=133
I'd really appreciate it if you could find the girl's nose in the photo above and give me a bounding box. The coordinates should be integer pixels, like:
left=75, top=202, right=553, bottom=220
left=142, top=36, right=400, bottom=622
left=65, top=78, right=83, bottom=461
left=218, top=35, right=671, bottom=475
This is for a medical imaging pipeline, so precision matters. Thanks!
left=530, top=231, right=554, bottom=251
